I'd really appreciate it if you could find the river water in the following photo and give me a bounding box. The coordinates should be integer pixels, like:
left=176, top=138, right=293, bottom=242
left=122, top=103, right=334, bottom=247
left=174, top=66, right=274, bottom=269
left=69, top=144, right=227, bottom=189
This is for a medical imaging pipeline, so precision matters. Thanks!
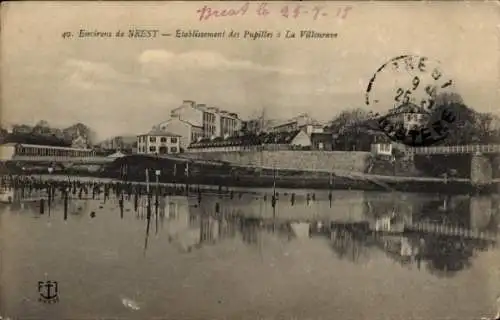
left=1, top=188, right=499, bottom=320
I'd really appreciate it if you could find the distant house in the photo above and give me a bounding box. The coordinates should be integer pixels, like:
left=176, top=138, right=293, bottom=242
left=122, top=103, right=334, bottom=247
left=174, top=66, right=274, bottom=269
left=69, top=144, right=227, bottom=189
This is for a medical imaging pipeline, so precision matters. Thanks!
left=389, top=103, right=430, bottom=131
left=310, top=132, right=334, bottom=150
left=98, top=135, right=136, bottom=152
left=170, top=100, right=242, bottom=138
left=241, top=118, right=273, bottom=134
left=187, top=130, right=311, bottom=152
left=154, top=118, right=203, bottom=151
left=70, top=127, right=89, bottom=149
left=371, top=143, right=393, bottom=156
left=271, top=113, right=324, bottom=135
left=136, top=129, right=181, bottom=155
left=71, top=135, right=88, bottom=149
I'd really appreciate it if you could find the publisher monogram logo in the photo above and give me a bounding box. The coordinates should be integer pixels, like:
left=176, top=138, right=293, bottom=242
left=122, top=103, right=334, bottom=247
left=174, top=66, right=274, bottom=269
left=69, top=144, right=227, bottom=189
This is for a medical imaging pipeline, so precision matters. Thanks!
left=38, top=280, right=59, bottom=304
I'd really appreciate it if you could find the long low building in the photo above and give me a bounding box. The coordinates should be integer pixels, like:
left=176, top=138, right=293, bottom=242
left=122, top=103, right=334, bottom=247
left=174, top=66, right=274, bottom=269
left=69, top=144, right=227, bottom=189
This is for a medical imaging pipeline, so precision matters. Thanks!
left=187, top=130, right=312, bottom=152
left=0, top=142, right=96, bottom=160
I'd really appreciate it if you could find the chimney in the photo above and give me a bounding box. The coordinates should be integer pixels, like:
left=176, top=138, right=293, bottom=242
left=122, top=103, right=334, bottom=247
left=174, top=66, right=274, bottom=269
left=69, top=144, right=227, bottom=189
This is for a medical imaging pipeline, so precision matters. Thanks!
left=197, top=104, right=207, bottom=110
left=182, top=100, right=196, bottom=108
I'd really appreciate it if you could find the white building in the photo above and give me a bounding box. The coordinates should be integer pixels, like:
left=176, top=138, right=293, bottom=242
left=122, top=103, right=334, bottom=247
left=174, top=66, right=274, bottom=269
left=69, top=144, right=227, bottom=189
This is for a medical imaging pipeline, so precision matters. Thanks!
left=155, top=118, right=203, bottom=151
left=371, top=143, right=393, bottom=156
left=136, top=129, right=181, bottom=155
left=390, top=103, right=429, bottom=131
left=403, top=113, right=428, bottom=131
left=170, top=100, right=242, bottom=138
left=271, top=113, right=324, bottom=135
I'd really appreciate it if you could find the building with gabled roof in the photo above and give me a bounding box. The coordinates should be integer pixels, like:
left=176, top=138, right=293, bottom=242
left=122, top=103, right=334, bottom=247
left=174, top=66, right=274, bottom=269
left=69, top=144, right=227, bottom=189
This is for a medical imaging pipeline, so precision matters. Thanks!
left=137, top=129, right=181, bottom=155
left=271, top=113, right=324, bottom=135
left=154, top=117, right=203, bottom=151
left=169, top=100, right=242, bottom=139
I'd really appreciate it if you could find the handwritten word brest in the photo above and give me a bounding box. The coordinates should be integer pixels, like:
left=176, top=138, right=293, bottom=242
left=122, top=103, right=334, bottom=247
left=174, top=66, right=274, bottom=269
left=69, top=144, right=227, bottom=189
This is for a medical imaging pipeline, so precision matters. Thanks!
left=195, top=2, right=352, bottom=21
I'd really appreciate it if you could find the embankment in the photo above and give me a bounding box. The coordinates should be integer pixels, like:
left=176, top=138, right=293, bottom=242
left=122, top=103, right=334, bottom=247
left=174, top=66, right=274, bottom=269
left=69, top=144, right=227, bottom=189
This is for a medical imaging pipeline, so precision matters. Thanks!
left=182, top=150, right=371, bottom=173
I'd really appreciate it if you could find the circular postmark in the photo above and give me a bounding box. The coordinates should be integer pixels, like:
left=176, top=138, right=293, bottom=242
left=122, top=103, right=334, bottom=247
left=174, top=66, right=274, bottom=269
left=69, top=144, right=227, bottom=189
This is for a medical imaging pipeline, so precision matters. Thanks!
left=365, top=55, right=457, bottom=147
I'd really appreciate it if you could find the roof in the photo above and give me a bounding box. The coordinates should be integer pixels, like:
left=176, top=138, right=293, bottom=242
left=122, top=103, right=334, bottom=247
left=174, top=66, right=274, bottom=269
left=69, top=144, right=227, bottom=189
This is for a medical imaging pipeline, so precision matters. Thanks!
left=273, top=113, right=321, bottom=128
left=138, top=129, right=181, bottom=137
left=173, top=101, right=239, bottom=120
left=107, top=151, right=127, bottom=158
left=159, top=118, right=202, bottom=128
left=389, top=103, right=430, bottom=116
left=188, top=130, right=301, bottom=148
left=2, top=143, right=93, bottom=151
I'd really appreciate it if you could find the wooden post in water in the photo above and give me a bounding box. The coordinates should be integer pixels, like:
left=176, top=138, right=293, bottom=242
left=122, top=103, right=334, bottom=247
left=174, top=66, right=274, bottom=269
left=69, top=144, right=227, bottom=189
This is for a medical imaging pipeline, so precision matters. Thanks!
left=40, top=198, right=45, bottom=214
left=155, top=170, right=160, bottom=235
left=63, top=190, right=68, bottom=221
left=272, top=166, right=277, bottom=232
left=48, top=185, right=52, bottom=216
left=185, top=162, right=190, bottom=196
left=173, top=163, right=177, bottom=189
left=329, top=171, right=333, bottom=208
left=134, top=192, right=139, bottom=212
left=146, top=169, right=151, bottom=221
left=119, top=192, right=124, bottom=219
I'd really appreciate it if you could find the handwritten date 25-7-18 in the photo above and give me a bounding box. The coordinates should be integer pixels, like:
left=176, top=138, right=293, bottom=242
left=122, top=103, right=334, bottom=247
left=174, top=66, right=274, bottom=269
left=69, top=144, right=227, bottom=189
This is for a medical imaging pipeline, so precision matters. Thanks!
left=195, top=2, right=352, bottom=21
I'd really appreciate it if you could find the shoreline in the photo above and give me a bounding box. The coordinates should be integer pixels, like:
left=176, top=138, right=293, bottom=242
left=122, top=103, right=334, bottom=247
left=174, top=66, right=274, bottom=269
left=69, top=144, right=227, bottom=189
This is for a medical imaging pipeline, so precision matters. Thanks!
left=8, top=171, right=497, bottom=195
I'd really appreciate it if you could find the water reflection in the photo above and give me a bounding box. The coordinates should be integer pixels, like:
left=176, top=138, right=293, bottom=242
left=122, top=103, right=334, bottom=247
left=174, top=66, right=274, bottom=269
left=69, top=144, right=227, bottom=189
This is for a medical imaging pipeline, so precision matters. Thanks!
left=3, top=187, right=499, bottom=279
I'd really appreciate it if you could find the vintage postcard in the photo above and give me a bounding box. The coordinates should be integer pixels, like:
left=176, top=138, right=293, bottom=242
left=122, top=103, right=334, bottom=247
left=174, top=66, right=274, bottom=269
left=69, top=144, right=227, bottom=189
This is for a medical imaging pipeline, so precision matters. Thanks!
left=1, top=1, right=500, bottom=319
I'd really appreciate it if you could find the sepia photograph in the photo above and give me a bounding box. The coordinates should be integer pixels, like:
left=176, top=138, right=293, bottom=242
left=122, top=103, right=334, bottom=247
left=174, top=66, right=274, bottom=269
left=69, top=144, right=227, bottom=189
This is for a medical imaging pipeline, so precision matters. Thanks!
left=1, top=1, right=500, bottom=319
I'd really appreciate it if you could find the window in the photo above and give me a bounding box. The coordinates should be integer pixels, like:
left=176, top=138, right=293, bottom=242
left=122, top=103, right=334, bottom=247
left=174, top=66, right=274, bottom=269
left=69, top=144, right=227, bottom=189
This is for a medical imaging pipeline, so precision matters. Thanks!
left=170, top=147, right=178, bottom=153
left=171, top=137, right=178, bottom=143
left=160, top=137, right=167, bottom=143
left=150, top=136, right=156, bottom=143
left=149, top=146, right=156, bottom=152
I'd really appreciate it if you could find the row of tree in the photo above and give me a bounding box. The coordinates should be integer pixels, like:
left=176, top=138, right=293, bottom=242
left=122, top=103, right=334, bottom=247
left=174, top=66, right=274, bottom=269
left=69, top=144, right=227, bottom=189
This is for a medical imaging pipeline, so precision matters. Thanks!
left=0, top=120, right=97, bottom=147
left=324, top=92, right=500, bottom=151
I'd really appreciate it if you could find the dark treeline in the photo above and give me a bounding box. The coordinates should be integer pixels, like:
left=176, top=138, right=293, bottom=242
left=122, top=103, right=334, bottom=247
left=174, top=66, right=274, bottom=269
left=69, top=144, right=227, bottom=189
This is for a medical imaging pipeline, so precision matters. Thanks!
left=0, top=121, right=95, bottom=147
left=326, top=92, right=500, bottom=152
left=0, top=132, right=72, bottom=147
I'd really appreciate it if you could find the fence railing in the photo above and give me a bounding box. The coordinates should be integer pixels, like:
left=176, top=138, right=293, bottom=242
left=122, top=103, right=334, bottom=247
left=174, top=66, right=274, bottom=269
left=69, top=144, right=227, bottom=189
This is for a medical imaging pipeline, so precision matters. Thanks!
left=406, top=144, right=500, bottom=155
left=11, top=155, right=114, bottom=163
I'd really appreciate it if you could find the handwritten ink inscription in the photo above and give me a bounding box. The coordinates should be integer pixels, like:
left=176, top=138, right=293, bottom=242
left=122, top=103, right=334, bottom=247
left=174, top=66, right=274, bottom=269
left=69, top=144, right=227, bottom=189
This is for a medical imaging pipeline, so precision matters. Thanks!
left=195, top=2, right=353, bottom=21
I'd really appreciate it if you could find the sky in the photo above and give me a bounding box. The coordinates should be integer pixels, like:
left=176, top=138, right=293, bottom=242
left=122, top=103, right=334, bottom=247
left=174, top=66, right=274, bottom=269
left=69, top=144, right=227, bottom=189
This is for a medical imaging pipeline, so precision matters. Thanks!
left=1, top=1, right=499, bottom=141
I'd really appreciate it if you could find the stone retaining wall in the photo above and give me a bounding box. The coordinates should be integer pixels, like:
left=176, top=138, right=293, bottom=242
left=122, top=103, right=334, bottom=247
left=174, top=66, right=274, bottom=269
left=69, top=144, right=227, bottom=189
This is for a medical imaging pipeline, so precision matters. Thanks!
left=183, top=151, right=371, bottom=173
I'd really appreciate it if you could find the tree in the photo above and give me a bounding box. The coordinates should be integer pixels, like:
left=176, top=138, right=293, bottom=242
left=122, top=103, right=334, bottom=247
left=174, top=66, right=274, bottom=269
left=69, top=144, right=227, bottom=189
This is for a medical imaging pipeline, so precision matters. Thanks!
left=12, top=124, right=33, bottom=134
left=31, top=120, right=51, bottom=135
left=0, top=126, right=8, bottom=143
left=326, top=108, right=372, bottom=134
left=426, top=92, right=494, bottom=145
left=326, top=108, right=375, bottom=151
left=63, top=123, right=97, bottom=146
